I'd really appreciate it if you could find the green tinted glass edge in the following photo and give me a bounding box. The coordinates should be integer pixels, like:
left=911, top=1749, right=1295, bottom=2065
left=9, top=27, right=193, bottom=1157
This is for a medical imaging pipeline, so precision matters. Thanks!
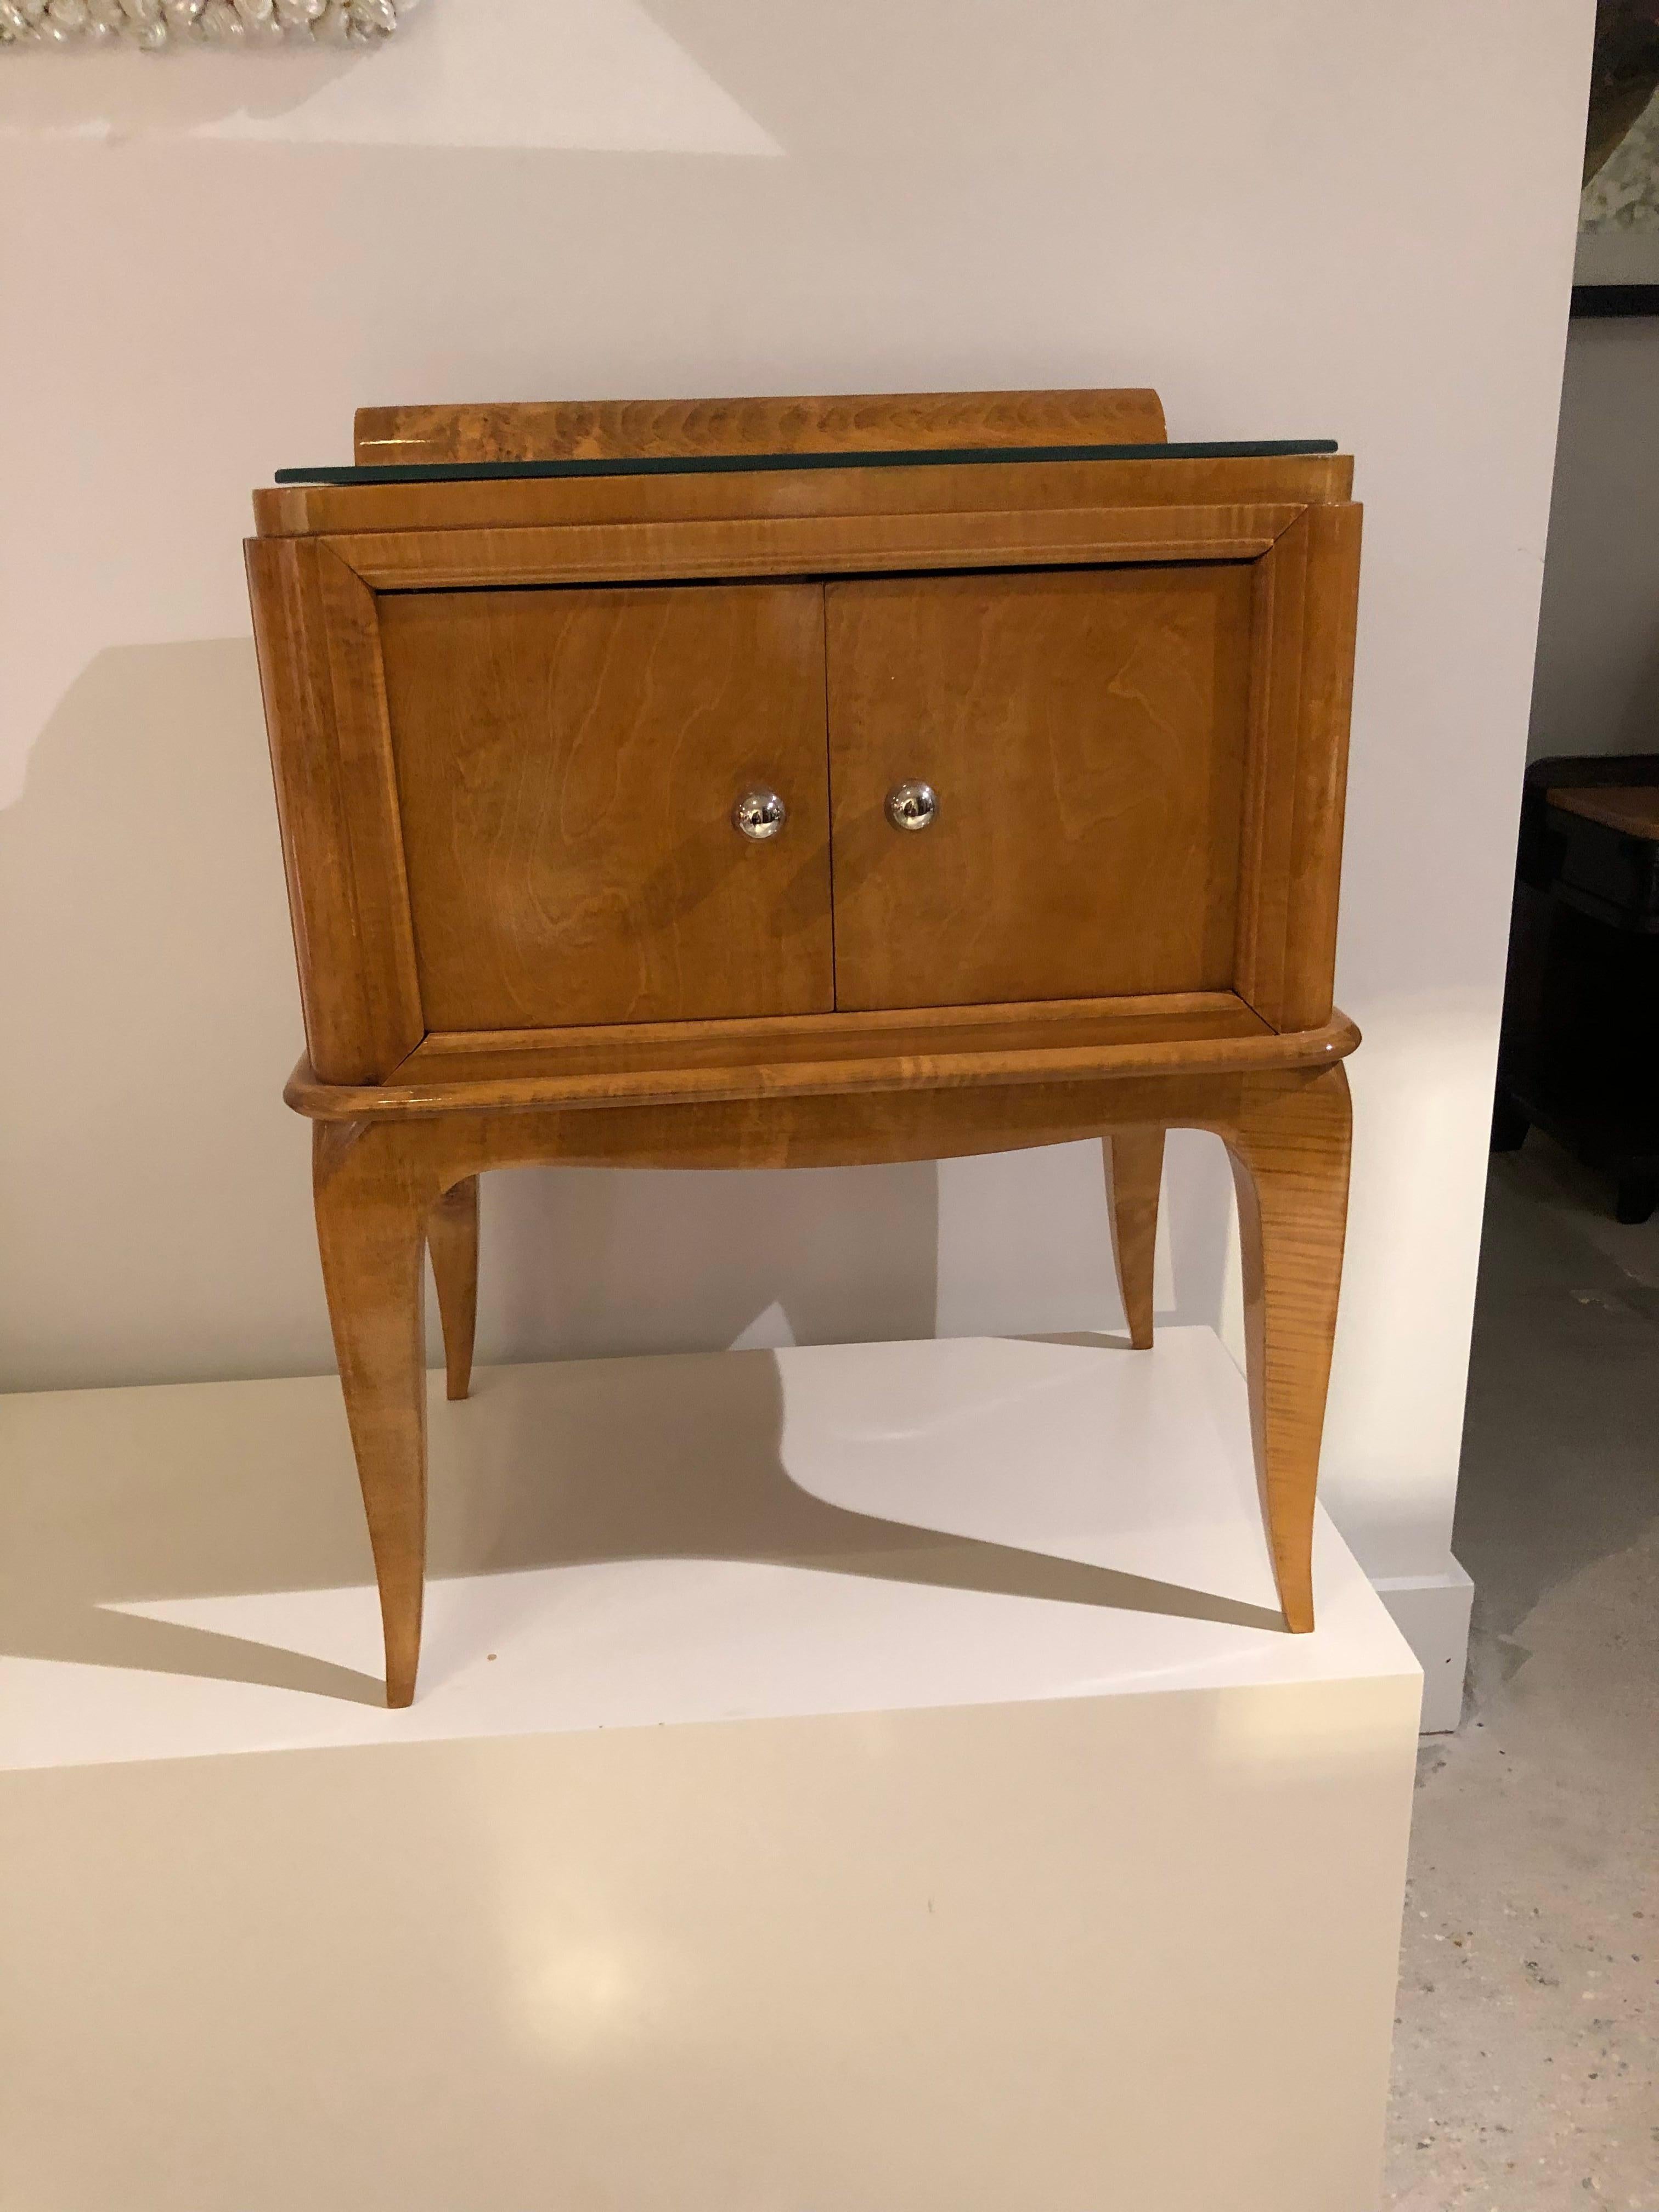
left=274, top=438, right=1340, bottom=488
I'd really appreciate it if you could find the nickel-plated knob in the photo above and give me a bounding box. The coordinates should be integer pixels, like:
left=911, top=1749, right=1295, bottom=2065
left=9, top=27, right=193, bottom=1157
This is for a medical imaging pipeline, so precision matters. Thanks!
left=885, top=780, right=938, bottom=832
left=732, top=788, right=787, bottom=841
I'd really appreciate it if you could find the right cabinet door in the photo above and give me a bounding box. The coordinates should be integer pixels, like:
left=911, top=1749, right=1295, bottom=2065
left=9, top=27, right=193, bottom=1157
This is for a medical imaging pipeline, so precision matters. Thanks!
left=825, top=564, right=1255, bottom=1012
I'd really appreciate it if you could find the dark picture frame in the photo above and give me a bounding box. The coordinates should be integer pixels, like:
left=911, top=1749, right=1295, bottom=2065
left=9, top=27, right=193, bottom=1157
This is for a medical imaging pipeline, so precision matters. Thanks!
left=1571, top=282, right=1659, bottom=315
left=1575, top=4, right=1659, bottom=313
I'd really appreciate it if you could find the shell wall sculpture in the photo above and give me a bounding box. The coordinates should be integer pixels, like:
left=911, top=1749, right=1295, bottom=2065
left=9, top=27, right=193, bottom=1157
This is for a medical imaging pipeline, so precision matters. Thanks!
left=1, top=0, right=415, bottom=45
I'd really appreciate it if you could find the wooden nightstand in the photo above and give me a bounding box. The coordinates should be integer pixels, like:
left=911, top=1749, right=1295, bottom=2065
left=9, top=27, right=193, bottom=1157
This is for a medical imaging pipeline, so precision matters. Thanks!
left=247, top=388, right=1362, bottom=1705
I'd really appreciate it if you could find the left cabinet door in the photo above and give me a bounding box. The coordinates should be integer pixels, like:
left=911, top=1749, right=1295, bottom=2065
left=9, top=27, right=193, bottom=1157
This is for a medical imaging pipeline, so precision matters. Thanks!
left=379, top=582, right=833, bottom=1030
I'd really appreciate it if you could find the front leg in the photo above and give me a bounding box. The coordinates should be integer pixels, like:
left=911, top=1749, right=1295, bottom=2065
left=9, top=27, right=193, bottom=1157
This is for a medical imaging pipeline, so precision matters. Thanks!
left=1224, top=1066, right=1352, bottom=1634
left=312, top=1122, right=433, bottom=1707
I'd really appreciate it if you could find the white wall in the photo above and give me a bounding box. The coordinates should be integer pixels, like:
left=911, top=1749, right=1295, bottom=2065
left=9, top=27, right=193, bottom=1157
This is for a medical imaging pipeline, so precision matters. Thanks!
left=1528, top=317, right=1659, bottom=761
left=0, top=1, right=1591, bottom=1607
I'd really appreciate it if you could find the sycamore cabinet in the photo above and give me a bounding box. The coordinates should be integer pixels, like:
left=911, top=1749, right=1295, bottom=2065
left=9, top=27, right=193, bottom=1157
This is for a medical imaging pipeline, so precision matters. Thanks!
left=247, top=387, right=1362, bottom=1706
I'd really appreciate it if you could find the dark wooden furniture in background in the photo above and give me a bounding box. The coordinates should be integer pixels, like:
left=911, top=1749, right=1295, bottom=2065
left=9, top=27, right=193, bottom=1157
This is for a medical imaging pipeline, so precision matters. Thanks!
left=247, top=388, right=1362, bottom=1706
left=1497, top=752, right=1659, bottom=1222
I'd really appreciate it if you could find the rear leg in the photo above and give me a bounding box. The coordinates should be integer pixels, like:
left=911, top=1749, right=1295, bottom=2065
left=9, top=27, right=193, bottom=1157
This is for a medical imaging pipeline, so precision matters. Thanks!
left=1103, top=1128, right=1165, bottom=1350
left=428, top=1175, right=479, bottom=1401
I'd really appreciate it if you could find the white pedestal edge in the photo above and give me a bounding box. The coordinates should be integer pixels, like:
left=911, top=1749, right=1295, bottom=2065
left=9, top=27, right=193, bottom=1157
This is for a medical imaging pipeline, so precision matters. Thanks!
left=1372, top=1559, right=1474, bottom=1733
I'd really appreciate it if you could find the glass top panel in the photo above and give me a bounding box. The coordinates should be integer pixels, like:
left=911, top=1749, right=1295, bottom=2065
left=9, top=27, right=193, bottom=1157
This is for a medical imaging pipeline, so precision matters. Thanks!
left=275, top=438, right=1338, bottom=488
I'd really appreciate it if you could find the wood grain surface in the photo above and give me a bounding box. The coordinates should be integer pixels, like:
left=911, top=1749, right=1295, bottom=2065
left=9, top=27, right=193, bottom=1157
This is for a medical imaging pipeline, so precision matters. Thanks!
left=285, top=1008, right=1361, bottom=1123
left=825, top=564, right=1255, bottom=1010
left=353, top=387, right=1170, bottom=467
left=323, top=502, right=1297, bottom=595
left=312, top=1118, right=430, bottom=1707
left=245, top=538, right=423, bottom=1083
left=1225, top=1064, right=1352, bottom=1632
left=404, top=988, right=1266, bottom=1076
left=1232, top=503, right=1362, bottom=1031
left=379, top=582, right=833, bottom=1030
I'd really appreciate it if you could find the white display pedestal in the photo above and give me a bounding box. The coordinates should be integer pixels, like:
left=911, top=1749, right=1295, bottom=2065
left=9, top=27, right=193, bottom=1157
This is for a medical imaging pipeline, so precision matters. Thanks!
left=0, top=1329, right=1419, bottom=2211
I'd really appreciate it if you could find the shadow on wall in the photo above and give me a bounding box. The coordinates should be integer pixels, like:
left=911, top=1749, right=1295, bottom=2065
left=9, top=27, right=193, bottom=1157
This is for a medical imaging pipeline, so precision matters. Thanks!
left=0, top=0, right=782, bottom=152
left=0, top=638, right=1237, bottom=1392
left=0, top=641, right=320, bottom=1392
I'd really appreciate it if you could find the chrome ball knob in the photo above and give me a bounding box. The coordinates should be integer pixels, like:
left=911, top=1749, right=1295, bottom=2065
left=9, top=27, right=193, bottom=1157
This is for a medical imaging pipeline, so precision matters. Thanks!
left=732, top=788, right=787, bottom=841
left=885, top=780, right=938, bottom=832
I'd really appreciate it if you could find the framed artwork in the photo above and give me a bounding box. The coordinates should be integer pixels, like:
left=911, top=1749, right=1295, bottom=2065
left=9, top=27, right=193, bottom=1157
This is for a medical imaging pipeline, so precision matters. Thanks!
left=1575, top=1, right=1659, bottom=315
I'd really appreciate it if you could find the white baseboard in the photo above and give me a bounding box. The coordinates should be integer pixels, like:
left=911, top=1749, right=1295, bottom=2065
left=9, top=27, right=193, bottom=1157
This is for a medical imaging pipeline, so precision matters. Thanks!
left=1372, top=1561, right=1474, bottom=1733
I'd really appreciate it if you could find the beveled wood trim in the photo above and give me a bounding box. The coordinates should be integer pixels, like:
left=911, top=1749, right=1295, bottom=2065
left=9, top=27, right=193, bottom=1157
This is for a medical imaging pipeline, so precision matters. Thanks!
left=400, top=992, right=1268, bottom=1092
left=353, top=387, right=1170, bottom=467
left=255, top=452, right=1354, bottom=539
left=285, top=1008, right=1360, bottom=1122
left=408, top=988, right=1254, bottom=1063
left=324, top=501, right=1305, bottom=594
left=1232, top=502, right=1362, bottom=1031
left=245, top=539, right=424, bottom=1083
left=307, top=1064, right=1347, bottom=1183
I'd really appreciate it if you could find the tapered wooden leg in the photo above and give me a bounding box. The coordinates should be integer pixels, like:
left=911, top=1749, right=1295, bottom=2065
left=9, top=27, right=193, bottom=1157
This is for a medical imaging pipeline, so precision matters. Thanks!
left=1103, top=1127, right=1165, bottom=1350
left=312, top=1123, right=430, bottom=1707
left=427, top=1176, right=479, bottom=1402
left=1224, top=1066, right=1352, bottom=1634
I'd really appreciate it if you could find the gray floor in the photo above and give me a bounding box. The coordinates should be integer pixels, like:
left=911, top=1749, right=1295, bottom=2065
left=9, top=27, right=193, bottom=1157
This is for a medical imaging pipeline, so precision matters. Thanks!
left=1385, top=1136, right=1659, bottom=2209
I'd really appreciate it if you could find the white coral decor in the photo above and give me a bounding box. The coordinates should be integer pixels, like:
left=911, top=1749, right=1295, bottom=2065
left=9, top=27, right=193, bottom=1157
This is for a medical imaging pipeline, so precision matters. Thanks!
left=1, top=0, right=416, bottom=43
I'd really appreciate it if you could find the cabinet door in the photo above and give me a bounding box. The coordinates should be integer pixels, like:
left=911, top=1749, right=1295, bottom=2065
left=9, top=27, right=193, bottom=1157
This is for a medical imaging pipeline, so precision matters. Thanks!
left=825, top=566, right=1255, bottom=1012
left=380, top=582, right=832, bottom=1031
